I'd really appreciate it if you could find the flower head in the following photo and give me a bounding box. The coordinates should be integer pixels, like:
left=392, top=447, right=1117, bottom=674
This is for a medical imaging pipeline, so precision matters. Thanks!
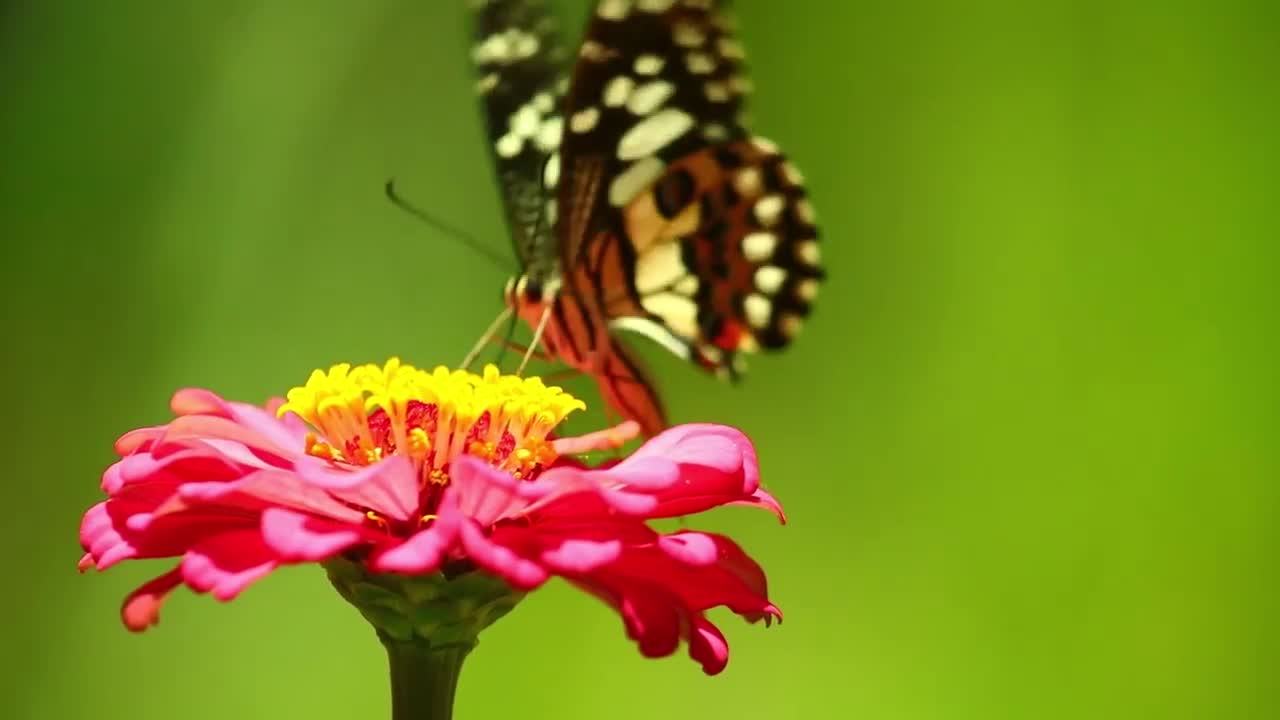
left=80, top=359, right=783, bottom=674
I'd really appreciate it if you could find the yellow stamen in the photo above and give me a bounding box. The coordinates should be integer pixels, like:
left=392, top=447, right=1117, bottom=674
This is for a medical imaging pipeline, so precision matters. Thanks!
left=277, top=358, right=585, bottom=482
left=365, top=511, right=389, bottom=532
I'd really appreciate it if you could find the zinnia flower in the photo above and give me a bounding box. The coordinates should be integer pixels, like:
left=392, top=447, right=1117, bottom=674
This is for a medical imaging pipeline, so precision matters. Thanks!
left=79, top=359, right=783, bottom=676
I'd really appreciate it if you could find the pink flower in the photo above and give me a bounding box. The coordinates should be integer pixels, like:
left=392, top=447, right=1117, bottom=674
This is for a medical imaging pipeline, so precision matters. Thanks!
left=79, top=360, right=784, bottom=674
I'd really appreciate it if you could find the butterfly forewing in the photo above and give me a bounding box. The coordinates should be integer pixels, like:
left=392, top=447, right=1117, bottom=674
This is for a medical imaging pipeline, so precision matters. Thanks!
left=471, top=0, right=569, bottom=273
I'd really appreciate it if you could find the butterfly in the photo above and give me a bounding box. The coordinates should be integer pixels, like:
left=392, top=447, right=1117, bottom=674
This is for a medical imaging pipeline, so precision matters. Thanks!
left=468, top=0, right=823, bottom=436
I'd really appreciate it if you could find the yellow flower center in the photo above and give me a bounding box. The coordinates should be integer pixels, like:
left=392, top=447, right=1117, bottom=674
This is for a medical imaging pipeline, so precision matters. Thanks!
left=277, top=359, right=584, bottom=485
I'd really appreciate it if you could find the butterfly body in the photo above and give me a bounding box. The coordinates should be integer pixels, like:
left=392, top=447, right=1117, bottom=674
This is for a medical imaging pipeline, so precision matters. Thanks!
left=474, top=0, right=823, bottom=436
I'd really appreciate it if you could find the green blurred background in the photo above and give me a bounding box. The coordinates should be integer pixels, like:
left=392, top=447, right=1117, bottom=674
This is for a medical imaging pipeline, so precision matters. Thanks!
left=2, top=1, right=1275, bottom=718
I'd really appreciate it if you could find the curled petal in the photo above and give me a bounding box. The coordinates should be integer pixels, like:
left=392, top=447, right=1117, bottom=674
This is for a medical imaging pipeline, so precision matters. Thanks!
left=689, top=617, right=731, bottom=675
left=728, top=486, right=787, bottom=524
left=121, top=567, right=184, bottom=632
left=154, top=414, right=294, bottom=464
left=114, top=426, right=165, bottom=456
left=171, top=388, right=308, bottom=454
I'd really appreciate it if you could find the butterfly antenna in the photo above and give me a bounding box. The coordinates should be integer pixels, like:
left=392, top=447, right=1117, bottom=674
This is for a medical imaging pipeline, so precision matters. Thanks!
left=384, top=179, right=512, bottom=273
left=517, top=303, right=554, bottom=376
left=461, top=306, right=514, bottom=371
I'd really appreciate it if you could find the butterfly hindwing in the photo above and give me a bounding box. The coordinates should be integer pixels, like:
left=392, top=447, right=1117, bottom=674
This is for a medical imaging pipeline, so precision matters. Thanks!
left=614, top=139, right=823, bottom=377
left=557, top=0, right=823, bottom=379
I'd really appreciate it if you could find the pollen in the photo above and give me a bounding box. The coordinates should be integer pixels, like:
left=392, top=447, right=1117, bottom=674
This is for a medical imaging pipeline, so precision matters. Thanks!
left=278, top=358, right=585, bottom=484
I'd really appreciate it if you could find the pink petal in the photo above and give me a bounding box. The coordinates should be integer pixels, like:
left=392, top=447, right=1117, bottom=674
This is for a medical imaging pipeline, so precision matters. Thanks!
left=80, top=498, right=256, bottom=571
left=524, top=468, right=659, bottom=516
left=294, top=455, right=418, bottom=522
left=114, top=426, right=165, bottom=456
left=180, top=530, right=278, bottom=601
left=102, top=449, right=242, bottom=494
left=689, top=617, right=731, bottom=675
left=449, top=454, right=544, bottom=526
left=172, top=468, right=365, bottom=524
left=372, top=501, right=461, bottom=573
left=588, top=532, right=776, bottom=618
left=458, top=521, right=548, bottom=590
left=120, top=567, right=184, bottom=632
left=540, top=538, right=623, bottom=573
left=155, top=414, right=294, bottom=463
left=171, top=388, right=308, bottom=454
left=260, top=507, right=368, bottom=562
left=657, top=532, right=719, bottom=565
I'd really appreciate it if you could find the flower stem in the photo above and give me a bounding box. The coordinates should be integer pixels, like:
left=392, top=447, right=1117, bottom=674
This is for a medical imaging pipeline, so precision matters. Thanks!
left=382, top=638, right=471, bottom=720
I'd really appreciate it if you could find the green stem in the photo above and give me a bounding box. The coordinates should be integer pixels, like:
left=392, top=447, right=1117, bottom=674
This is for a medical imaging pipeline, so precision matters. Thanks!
left=382, top=639, right=472, bottom=720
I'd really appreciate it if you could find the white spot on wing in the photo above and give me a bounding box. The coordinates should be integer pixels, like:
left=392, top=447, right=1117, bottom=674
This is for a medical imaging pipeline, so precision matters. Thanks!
left=604, top=76, right=635, bottom=107
left=611, top=317, right=691, bottom=360
left=781, top=162, right=805, bottom=186
left=618, top=108, right=694, bottom=161
left=754, top=265, right=787, bottom=295
left=754, top=194, right=785, bottom=227
left=717, top=37, right=745, bottom=60
left=476, top=73, right=499, bottom=94
left=627, top=80, right=675, bottom=116
left=795, top=198, right=816, bottom=224
left=534, top=116, right=562, bottom=152
left=570, top=106, right=600, bottom=133
left=686, top=52, right=716, bottom=75
left=779, top=312, right=804, bottom=338
left=673, top=21, right=706, bottom=48
left=637, top=0, right=677, bottom=11
left=543, top=152, right=561, bottom=188
left=634, top=54, right=665, bottom=76
left=795, top=240, right=821, bottom=265
left=640, top=292, right=699, bottom=338
left=734, top=167, right=762, bottom=195
left=598, top=0, right=631, bottom=21
left=752, top=136, right=780, bottom=154
left=704, top=81, right=730, bottom=103
left=795, top=278, right=820, bottom=302
left=635, top=242, right=687, bottom=294
left=511, top=105, right=541, bottom=138
left=496, top=133, right=522, bottom=158
left=744, top=293, right=772, bottom=329
left=609, top=156, right=666, bottom=206
left=742, top=231, right=777, bottom=261
left=703, top=123, right=729, bottom=141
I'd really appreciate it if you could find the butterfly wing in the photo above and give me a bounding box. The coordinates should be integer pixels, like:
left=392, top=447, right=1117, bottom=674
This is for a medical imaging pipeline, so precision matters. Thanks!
left=470, top=0, right=570, bottom=274
left=556, top=1, right=824, bottom=381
